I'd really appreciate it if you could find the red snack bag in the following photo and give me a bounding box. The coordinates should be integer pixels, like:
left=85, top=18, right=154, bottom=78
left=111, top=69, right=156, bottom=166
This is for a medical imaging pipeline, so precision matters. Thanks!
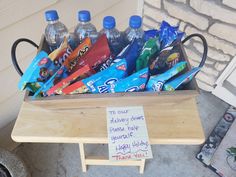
left=63, top=37, right=92, bottom=72
left=62, top=80, right=88, bottom=95
left=71, top=34, right=111, bottom=73
left=47, top=65, right=94, bottom=96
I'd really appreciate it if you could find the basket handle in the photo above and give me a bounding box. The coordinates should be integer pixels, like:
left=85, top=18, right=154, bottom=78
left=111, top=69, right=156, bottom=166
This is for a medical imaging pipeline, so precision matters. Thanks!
left=11, top=38, right=39, bottom=76
left=182, top=33, right=208, bottom=68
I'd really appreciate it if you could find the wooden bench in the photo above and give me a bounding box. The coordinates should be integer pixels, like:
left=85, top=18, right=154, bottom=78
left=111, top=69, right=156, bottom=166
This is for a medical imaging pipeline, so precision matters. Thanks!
left=11, top=95, right=205, bottom=173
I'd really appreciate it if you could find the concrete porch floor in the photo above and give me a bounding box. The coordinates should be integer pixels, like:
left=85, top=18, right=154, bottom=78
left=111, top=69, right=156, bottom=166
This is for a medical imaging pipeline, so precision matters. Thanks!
left=14, top=91, right=229, bottom=177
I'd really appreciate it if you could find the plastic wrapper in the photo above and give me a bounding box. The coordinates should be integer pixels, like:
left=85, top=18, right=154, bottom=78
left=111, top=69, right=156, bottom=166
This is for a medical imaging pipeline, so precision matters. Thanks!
left=18, top=51, right=57, bottom=92
left=148, top=39, right=184, bottom=75
left=32, top=66, right=68, bottom=97
left=112, top=39, right=140, bottom=75
left=146, top=61, right=187, bottom=92
left=136, top=37, right=160, bottom=71
left=71, top=34, right=111, bottom=73
left=163, top=67, right=201, bottom=91
left=112, top=68, right=148, bottom=93
left=159, top=21, right=184, bottom=49
left=144, top=29, right=159, bottom=42
left=62, top=80, right=89, bottom=94
left=82, top=59, right=128, bottom=93
left=63, top=37, right=92, bottom=72
left=47, top=65, right=94, bottom=96
left=48, top=37, right=73, bottom=68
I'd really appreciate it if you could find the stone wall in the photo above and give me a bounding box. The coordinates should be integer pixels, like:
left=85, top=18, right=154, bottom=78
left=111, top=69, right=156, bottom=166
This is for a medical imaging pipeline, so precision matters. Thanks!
left=143, top=0, right=236, bottom=91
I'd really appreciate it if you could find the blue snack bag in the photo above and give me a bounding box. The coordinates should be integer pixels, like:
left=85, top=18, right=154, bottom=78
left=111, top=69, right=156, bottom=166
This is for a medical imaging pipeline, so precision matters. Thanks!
left=159, top=21, right=184, bottom=49
left=112, top=39, right=140, bottom=75
left=146, top=61, right=187, bottom=92
left=82, top=59, right=127, bottom=93
left=112, top=68, right=148, bottom=93
left=163, top=67, right=201, bottom=91
left=18, top=51, right=57, bottom=92
left=144, top=29, right=159, bottom=42
left=33, top=66, right=68, bottom=97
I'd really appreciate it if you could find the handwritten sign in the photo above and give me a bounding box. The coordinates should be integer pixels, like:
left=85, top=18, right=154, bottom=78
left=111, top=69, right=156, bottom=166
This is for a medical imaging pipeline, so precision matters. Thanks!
left=107, top=106, right=153, bottom=161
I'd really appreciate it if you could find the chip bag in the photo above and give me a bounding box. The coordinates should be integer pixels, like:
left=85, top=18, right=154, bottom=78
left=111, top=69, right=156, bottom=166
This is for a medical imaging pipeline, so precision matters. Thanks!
left=159, top=21, right=184, bottom=49
left=112, top=39, right=140, bottom=75
left=82, top=59, right=128, bottom=93
left=18, top=51, right=57, bottom=92
left=112, top=68, right=149, bottom=93
left=148, top=39, right=184, bottom=75
left=71, top=34, right=111, bottom=73
left=62, top=80, right=89, bottom=95
left=136, top=37, right=160, bottom=71
left=146, top=61, right=187, bottom=92
left=47, top=65, right=95, bottom=96
left=163, top=67, right=201, bottom=91
left=63, top=37, right=92, bottom=72
left=48, top=37, right=73, bottom=68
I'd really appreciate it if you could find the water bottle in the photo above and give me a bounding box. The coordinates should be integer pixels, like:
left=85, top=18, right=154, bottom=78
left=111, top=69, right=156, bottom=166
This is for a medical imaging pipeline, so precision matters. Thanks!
left=74, top=10, right=98, bottom=44
left=99, top=16, right=124, bottom=56
left=124, top=15, right=144, bottom=49
left=44, top=10, right=69, bottom=51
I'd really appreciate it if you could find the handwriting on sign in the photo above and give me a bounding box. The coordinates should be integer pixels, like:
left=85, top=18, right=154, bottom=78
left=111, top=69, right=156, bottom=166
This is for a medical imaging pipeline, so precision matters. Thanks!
left=107, top=106, right=153, bottom=161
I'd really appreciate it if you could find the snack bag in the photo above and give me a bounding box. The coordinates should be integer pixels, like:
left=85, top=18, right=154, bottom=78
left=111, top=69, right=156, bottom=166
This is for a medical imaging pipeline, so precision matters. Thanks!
left=94, top=56, right=114, bottom=71
left=32, top=66, right=68, bottom=97
left=112, top=68, right=148, bottom=93
left=62, top=81, right=89, bottom=95
left=148, top=39, right=184, bottom=75
left=112, top=39, right=140, bottom=75
left=163, top=67, right=201, bottom=91
left=82, top=59, right=128, bottom=93
left=63, top=37, right=92, bottom=72
left=136, top=37, right=160, bottom=71
left=159, top=21, right=184, bottom=49
left=47, top=65, right=94, bottom=96
left=71, top=34, right=111, bottom=73
left=146, top=61, right=187, bottom=92
left=144, top=29, right=159, bottom=42
left=48, top=37, right=73, bottom=68
left=18, top=51, right=57, bottom=92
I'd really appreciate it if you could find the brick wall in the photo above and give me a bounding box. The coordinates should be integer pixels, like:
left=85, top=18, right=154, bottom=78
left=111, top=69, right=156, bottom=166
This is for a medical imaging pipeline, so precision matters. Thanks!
left=143, top=0, right=236, bottom=91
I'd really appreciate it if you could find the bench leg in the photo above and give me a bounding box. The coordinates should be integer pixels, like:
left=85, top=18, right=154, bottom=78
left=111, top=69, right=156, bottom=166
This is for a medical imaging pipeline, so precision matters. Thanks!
left=79, top=143, right=87, bottom=172
left=139, top=159, right=145, bottom=174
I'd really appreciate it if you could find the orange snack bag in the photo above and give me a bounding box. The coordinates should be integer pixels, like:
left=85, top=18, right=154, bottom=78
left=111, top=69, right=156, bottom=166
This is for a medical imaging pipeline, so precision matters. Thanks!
left=63, top=37, right=92, bottom=72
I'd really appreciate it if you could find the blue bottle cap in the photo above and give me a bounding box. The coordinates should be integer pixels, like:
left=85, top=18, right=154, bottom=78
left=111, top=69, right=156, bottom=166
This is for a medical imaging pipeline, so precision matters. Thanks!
left=78, top=10, right=91, bottom=22
left=103, top=16, right=116, bottom=29
left=45, top=10, right=59, bottom=21
left=129, top=15, right=142, bottom=29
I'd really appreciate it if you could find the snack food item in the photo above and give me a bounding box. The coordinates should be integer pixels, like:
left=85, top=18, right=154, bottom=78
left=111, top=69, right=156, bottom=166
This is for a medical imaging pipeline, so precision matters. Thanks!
left=144, top=29, right=159, bottom=42
left=63, top=37, right=92, bottom=72
left=47, top=65, right=94, bottom=96
left=112, top=39, right=140, bottom=75
left=112, top=68, right=148, bottom=93
left=48, top=37, right=73, bottom=67
left=146, top=61, right=187, bottom=92
left=32, top=66, right=68, bottom=97
left=18, top=51, right=56, bottom=92
left=148, top=39, right=183, bottom=75
left=159, top=21, right=184, bottom=49
left=71, top=34, right=111, bottom=73
left=82, top=59, right=128, bottom=93
left=62, top=80, right=89, bottom=94
left=163, top=67, right=201, bottom=91
left=136, top=37, right=160, bottom=71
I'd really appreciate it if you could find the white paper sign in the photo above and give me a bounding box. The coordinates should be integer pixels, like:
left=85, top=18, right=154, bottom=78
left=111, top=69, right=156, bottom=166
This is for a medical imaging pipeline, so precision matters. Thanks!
left=107, top=106, right=153, bottom=161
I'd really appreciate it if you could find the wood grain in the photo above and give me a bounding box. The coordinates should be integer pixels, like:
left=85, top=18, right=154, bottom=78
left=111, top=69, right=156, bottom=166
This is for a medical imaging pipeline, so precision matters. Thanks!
left=11, top=97, right=205, bottom=145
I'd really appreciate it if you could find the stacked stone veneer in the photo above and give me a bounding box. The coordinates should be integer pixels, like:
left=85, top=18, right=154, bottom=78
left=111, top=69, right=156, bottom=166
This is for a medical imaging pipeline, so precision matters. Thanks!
left=143, top=0, right=236, bottom=91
